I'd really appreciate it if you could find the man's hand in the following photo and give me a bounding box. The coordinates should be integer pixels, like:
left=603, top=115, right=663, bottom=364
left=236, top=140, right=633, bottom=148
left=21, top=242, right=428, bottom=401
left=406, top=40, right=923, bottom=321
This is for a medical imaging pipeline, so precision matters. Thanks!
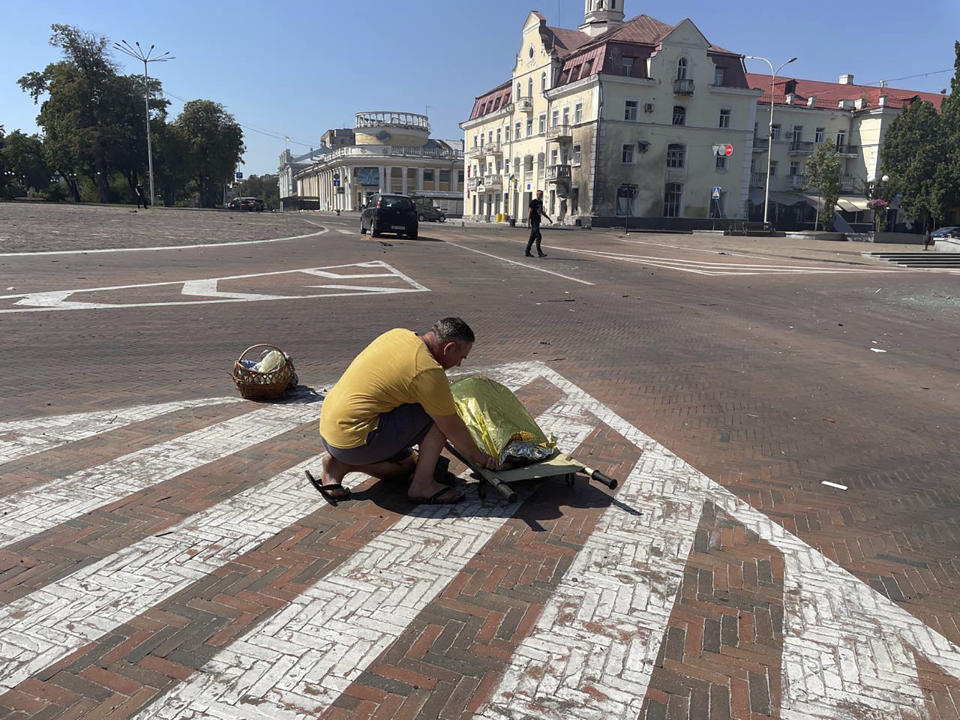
left=472, top=451, right=500, bottom=471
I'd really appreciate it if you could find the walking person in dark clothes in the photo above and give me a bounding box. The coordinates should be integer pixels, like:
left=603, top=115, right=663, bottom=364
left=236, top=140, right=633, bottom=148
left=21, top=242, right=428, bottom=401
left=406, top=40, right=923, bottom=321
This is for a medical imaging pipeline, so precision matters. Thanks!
left=135, top=183, right=148, bottom=209
left=525, top=189, right=552, bottom=257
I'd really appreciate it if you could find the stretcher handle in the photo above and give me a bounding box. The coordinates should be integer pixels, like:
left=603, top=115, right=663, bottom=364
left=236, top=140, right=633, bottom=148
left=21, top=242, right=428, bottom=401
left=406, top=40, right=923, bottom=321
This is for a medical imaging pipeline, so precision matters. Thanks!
left=487, top=474, right=518, bottom=502
left=577, top=465, right=619, bottom=489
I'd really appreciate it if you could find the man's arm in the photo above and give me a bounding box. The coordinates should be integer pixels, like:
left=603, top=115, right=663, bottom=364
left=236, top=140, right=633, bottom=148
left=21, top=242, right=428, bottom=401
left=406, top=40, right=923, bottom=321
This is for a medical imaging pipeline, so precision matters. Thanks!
left=431, top=412, right=498, bottom=470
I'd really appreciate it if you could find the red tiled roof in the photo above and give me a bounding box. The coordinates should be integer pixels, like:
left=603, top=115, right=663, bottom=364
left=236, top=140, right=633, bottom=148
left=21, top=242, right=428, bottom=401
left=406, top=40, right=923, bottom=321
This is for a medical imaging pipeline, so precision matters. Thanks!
left=746, top=73, right=945, bottom=111
left=545, top=26, right=592, bottom=56
left=469, top=81, right=512, bottom=121
left=605, top=14, right=673, bottom=45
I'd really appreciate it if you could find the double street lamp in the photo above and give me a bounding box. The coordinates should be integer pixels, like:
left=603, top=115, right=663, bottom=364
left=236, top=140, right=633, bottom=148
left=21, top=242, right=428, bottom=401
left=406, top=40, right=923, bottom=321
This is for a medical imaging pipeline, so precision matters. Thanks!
left=745, top=55, right=797, bottom=227
left=113, top=40, right=174, bottom=208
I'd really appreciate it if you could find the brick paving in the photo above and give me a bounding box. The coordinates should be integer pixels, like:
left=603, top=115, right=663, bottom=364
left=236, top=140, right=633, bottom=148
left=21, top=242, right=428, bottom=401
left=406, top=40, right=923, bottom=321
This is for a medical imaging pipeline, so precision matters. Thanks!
left=0, top=205, right=958, bottom=718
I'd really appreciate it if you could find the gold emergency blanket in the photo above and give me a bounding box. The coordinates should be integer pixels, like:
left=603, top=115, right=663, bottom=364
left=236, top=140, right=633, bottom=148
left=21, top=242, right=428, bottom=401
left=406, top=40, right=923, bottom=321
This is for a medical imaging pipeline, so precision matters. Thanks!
left=451, top=376, right=555, bottom=465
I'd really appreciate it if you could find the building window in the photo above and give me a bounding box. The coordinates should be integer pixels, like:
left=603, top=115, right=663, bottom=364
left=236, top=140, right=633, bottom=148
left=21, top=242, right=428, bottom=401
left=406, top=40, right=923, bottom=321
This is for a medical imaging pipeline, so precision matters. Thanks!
left=770, top=160, right=778, bottom=177
left=562, top=107, right=570, bottom=125
left=473, top=135, right=478, bottom=148
left=664, top=182, right=683, bottom=216
left=538, top=114, right=546, bottom=134
left=458, top=170, right=464, bottom=185
left=789, top=160, right=800, bottom=176
left=771, top=124, right=781, bottom=140
left=488, top=130, right=493, bottom=144
left=836, top=130, right=847, bottom=150
left=714, top=66, right=726, bottom=86
left=621, top=144, right=635, bottom=163
left=672, top=106, right=686, bottom=126
left=424, top=169, right=434, bottom=183
left=571, top=187, right=580, bottom=214
left=526, top=118, right=533, bottom=136
left=515, top=121, right=521, bottom=138
left=623, top=57, right=634, bottom=75
left=537, top=153, right=545, bottom=170
left=676, top=57, right=688, bottom=80
left=496, top=128, right=501, bottom=144
left=517, top=82, right=521, bottom=98
left=815, top=127, right=825, bottom=143
left=504, top=125, right=511, bottom=142
left=792, top=125, right=803, bottom=142
left=550, top=148, right=558, bottom=165
left=552, top=109, right=559, bottom=127
left=573, top=144, right=582, bottom=165
left=527, top=77, right=533, bottom=97
left=541, top=72, right=547, bottom=92
left=625, top=100, right=638, bottom=121
left=616, top=185, right=637, bottom=215
left=719, top=109, right=731, bottom=128
left=575, top=103, right=583, bottom=123
left=666, top=143, right=686, bottom=168
left=716, top=155, right=727, bottom=169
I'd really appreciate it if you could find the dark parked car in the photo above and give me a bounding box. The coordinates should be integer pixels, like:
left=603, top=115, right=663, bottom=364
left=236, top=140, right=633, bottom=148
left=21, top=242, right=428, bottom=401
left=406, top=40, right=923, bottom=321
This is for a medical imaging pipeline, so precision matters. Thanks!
left=411, top=196, right=446, bottom=223
left=930, top=226, right=960, bottom=238
left=228, top=196, right=264, bottom=212
left=360, top=193, right=418, bottom=239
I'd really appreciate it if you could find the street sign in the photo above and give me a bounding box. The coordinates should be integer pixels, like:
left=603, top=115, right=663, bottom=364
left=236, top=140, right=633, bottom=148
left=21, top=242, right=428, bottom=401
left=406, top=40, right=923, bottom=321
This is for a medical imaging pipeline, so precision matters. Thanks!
left=235, top=172, right=243, bottom=180
left=333, top=173, right=340, bottom=187
left=711, top=186, right=722, bottom=200
left=725, top=144, right=734, bottom=156
left=712, top=144, right=735, bottom=157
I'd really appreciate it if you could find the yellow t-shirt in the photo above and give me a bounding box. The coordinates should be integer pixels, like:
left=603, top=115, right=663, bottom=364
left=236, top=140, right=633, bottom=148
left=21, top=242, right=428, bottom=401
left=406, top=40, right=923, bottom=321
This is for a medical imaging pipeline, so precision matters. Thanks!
left=319, top=329, right=457, bottom=449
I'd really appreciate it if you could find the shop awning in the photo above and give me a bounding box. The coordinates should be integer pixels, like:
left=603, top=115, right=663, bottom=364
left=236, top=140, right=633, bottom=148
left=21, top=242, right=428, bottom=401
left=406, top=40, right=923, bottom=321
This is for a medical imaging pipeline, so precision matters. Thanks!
left=836, top=196, right=871, bottom=212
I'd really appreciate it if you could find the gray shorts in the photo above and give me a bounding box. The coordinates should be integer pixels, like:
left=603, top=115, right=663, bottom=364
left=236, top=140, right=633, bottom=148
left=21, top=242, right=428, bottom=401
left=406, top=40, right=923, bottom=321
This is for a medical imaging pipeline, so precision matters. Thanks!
left=320, top=403, right=433, bottom=465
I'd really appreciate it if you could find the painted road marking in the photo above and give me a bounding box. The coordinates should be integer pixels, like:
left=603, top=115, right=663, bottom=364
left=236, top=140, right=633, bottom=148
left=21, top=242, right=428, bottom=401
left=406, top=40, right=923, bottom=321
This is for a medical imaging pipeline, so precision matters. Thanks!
left=136, top=393, right=594, bottom=718
left=0, top=261, right=429, bottom=314
left=0, top=228, right=328, bottom=258
left=1, top=362, right=958, bottom=718
left=0, top=400, right=320, bottom=547
left=0, top=396, right=240, bottom=466
left=447, top=242, right=596, bottom=286
left=560, top=246, right=901, bottom=277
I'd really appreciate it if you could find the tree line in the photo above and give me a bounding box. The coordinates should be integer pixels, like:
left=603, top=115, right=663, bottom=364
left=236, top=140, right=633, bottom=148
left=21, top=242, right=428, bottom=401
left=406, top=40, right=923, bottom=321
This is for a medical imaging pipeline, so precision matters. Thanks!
left=0, top=24, right=245, bottom=208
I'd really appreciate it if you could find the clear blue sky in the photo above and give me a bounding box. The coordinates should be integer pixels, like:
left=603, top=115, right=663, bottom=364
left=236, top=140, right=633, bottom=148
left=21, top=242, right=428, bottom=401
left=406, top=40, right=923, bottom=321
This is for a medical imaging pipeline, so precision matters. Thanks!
left=1, top=0, right=957, bottom=176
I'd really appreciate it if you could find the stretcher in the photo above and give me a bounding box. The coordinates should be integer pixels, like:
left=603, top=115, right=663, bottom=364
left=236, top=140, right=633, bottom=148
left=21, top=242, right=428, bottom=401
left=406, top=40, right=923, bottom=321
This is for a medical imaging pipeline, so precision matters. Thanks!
left=445, top=443, right=619, bottom=502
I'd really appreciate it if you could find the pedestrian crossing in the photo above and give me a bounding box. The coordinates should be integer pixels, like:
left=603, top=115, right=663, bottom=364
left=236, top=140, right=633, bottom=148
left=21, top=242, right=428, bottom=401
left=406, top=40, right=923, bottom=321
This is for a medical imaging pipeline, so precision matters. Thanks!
left=0, top=362, right=958, bottom=719
left=561, top=246, right=903, bottom=276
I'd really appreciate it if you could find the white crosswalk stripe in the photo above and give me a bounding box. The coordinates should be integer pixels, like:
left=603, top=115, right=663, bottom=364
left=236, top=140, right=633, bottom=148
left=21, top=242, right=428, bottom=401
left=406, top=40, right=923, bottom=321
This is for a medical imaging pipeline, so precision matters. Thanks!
left=0, top=396, right=240, bottom=466
left=1, top=362, right=958, bottom=720
left=562, top=246, right=901, bottom=276
left=135, top=397, right=596, bottom=719
left=0, top=400, right=319, bottom=547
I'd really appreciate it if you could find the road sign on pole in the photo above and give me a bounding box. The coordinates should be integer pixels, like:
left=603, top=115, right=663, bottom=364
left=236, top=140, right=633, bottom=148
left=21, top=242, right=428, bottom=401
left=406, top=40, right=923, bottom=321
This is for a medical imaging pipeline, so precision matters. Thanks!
left=725, top=144, right=734, bottom=157
left=711, top=186, right=722, bottom=200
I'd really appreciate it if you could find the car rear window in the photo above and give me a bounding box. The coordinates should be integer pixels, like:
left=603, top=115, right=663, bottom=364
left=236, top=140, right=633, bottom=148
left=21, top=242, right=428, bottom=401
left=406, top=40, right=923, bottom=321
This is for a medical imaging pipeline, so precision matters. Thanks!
left=382, top=197, right=413, bottom=210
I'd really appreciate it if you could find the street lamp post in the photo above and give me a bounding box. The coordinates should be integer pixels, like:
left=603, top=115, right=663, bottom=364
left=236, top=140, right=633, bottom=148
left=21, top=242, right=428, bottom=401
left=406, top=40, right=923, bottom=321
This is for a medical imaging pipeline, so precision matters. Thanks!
left=745, top=55, right=796, bottom=228
left=113, top=41, right=174, bottom=208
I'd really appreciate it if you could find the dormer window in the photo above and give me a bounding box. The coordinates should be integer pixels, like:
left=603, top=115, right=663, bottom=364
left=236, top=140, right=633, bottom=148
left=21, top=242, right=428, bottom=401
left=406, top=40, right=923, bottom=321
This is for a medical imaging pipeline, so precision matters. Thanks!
left=677, top=57, right=688, bottom=80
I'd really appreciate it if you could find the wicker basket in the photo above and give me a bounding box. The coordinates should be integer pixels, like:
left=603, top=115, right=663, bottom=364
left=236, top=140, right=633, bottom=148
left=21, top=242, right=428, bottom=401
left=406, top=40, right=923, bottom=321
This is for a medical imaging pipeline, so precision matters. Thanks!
left=232, top=344, right=297, bottom=400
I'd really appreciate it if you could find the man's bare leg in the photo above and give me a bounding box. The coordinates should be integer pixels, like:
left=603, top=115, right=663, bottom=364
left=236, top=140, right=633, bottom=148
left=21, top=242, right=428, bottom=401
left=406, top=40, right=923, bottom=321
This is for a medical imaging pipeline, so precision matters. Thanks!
left=320, top=454, right=414, bottom=499
left=408, top=424, right=461, bottom=502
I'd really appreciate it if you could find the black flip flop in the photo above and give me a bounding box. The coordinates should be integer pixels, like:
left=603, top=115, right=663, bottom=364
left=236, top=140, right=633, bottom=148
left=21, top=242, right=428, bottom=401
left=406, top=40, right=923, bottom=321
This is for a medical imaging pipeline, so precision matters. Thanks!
left=433, top=456, right=458, bottom=487
left=305, top=470, right=351, bottom=506
left=409, top=486, right=464, bottom=505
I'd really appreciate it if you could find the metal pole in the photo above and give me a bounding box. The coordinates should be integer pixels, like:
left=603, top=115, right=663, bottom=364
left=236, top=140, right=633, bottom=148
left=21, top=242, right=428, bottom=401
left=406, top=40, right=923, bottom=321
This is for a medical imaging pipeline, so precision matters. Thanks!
left=142, top=60, right=155, bottom=207
left=745, top=55, right=796, bottom=229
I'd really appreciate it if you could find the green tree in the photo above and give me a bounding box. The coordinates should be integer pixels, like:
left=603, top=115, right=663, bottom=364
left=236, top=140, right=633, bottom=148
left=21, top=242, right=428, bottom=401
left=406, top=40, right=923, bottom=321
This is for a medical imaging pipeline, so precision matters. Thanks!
left=18, top=24, right=153, bottom=203
left=1, top=131, right=51, bottom=195
left=881, top=99, right=946, bottom=231
left=938, top=41, right=960, bottom=217
left=175, top=100, right=244, bottom=208
left=805, top=142, right=843, bottom=230
left=238, top=173, right=279, bottom=210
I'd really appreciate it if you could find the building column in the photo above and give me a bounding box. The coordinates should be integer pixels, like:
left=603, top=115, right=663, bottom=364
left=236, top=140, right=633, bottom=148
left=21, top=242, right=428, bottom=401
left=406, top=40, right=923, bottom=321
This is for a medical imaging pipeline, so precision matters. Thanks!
left=418, top=168, right=424, bottom=192
left=401, top=166, right=408, bottom=195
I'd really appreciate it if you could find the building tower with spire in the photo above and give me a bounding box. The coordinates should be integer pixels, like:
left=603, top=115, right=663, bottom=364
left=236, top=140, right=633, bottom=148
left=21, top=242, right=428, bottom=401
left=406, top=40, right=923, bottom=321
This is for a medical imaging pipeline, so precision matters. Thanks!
left=578, top=0, right=625, bottom=37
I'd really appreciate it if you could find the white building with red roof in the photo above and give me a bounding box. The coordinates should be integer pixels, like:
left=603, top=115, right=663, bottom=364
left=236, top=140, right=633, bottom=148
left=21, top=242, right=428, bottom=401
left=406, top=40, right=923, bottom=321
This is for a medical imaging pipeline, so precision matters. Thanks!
left=744, top=72, right=946, bottom=227
left=460, top=1, right=761, bottom=226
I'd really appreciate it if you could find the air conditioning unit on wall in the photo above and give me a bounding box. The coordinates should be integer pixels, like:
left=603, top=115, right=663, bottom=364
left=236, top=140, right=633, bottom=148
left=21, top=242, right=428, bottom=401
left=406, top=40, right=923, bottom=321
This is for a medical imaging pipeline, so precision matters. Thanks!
left=637, top=140, right=650, bottom=153
left=643, top=103, right=655, bottom=113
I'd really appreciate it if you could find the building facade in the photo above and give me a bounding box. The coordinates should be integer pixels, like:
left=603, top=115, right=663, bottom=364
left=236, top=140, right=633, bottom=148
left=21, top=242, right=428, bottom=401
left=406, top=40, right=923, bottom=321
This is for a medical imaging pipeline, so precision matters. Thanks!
left=460, top=2, right=760, bottom=225
left=278, top=148, right=327, bottom=208
left=295, top=112, right=465, bottom=215
left=746, top=73, right=946, bottom=228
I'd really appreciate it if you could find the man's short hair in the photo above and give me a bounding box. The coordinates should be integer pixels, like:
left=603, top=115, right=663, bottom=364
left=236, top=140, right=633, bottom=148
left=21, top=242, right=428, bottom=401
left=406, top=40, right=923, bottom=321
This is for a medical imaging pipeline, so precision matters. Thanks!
left=432, top=317, right=475, bottom=345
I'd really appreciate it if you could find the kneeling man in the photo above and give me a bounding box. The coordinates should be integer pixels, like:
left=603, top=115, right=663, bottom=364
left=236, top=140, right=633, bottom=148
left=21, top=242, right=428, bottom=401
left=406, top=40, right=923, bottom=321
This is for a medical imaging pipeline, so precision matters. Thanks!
left=318, top=317, right=497, bottom=504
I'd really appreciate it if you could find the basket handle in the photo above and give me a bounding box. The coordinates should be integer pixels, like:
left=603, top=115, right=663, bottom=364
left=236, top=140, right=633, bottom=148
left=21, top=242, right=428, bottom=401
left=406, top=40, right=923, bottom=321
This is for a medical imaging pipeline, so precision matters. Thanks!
left=238, top=344, right=285, bottom=362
